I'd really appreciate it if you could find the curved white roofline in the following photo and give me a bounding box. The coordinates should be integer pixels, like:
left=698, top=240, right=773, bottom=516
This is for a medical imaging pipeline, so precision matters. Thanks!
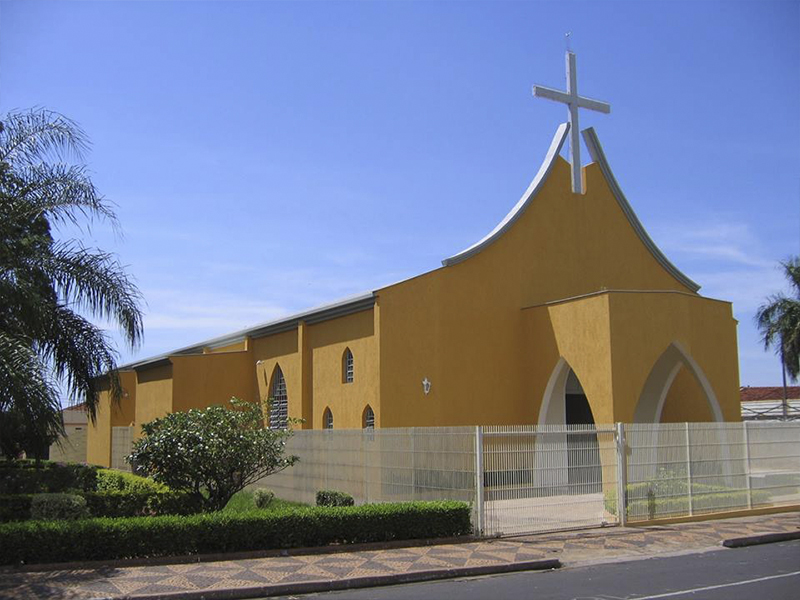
left=581, top=127, right=700, bottom=292
left=441, top=122, right=570, bottom=267
left=441, top=124, right=700, bottom=293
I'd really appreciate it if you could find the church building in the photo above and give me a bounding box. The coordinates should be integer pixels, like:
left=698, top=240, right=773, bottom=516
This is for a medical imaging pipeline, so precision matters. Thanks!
left=87, top=53, right=740, bottom=468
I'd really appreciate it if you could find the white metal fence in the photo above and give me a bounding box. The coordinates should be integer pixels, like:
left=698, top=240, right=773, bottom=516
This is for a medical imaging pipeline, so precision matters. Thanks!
left=620, top=422, right=800, bottom=523
left=111, top=426, right=134, bottom=471
left=255, top=422, right=800, bottom=537
left=263, top=427, right=477, bottom=517
left=480, top=425, right=619, bottom=535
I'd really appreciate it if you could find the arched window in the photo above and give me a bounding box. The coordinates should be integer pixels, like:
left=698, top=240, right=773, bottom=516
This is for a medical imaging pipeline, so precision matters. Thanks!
left=363, top=405, right=375, bottom=429
left=269, top=365, right=288, bottom=430
left=343, top=348, right=354, bottom=383
left=323, top=407, right=333, bottom=430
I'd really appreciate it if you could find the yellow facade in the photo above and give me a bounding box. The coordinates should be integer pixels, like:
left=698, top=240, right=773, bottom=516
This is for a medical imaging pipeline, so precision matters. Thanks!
left=86, top=371, right=137, bottom=467
left=85, top=125, right=741, bottom=464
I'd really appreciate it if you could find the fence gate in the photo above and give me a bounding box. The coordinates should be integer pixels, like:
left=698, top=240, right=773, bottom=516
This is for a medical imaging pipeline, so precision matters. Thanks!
left=479, top=425, right=619, bottom=536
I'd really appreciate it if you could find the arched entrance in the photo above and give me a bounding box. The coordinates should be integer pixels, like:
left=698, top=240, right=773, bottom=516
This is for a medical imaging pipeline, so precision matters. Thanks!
left=634, top=342, right=724, bottom=423
left=538, top=359, right=598, bottom=427
left=537, top=359, right=601, bottom=492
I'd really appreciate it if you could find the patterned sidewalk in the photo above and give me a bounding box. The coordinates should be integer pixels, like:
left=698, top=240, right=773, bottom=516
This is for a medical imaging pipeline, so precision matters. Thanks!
left=0, top=511, right=797, bottom=600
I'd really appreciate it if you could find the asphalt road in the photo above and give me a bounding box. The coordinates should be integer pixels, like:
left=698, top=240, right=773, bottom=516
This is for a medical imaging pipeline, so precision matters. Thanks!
left=275, top=539, right=800, bottom=600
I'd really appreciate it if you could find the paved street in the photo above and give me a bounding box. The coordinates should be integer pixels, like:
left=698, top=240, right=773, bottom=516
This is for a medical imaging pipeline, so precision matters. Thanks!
left=0, top=512, right=797, bottom=599
left=282, top=539, right=800, bottom=600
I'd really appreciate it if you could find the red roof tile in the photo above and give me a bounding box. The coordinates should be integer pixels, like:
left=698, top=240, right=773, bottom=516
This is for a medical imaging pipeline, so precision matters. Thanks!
left=740, top=386, right=800, bottom=402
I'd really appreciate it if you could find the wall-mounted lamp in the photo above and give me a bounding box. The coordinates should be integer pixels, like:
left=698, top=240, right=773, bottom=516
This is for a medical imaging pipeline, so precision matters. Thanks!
left=422, top=377, right=431, bottom=395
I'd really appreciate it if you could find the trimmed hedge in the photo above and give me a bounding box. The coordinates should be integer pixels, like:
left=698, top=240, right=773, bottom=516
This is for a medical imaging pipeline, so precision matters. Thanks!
left=30, top=494, right=89, bottom=521
left=0, top=490, right=202, bottom=522
left=0, top=501, right=472, bottom=565
left=316, top=490, right=354, bottom=507
left=0, top=461, right=98, bottom=494
left=96, top=469, right=168, bottom=493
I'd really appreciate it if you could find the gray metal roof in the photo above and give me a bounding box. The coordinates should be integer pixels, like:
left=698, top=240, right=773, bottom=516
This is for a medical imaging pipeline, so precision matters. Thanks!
left=126, top=291, right=376, bottom=371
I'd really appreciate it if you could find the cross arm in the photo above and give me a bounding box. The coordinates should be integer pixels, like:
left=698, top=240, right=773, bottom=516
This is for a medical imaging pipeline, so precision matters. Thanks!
left=576, top=96, right=611, bottom=114
left=532, top=85, right=570, bottom=104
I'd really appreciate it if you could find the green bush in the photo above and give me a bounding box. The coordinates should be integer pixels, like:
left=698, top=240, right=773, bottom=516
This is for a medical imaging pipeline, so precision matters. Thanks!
left=0, top=461, right=98, bottom=494
left=96, top=469, right=168, bottom=494
left=1, top=490, right=202, bottom=522
left=128, top=399, right=298, bottom=512
left=316, top=490, right=354, bottom=507
left=30, top=494, right=89, bottom=521
left=253, top=489, right=274, bottom=509
left=0, top=494, right=34, bottom=521
left=0, top=501, right=472, bottom=565
left=604, top=484, right=772, bottom=519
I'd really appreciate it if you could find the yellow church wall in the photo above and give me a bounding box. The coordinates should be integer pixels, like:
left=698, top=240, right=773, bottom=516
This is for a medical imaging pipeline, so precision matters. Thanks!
left=134, top=364, right=173, bottom=438
left=87, top=370, right=137, bottom=466
left=251, top=329, right=305, bottom=425
left=203, top=339, right=249, bottom=354
left=375, top=154, right=722, bottom=428
left=86, top=397, right=111, bottom=466
left=524, top=295, right=617, bottom=424
left=171, top=351, right=256, bottom=413
left=308, top=308, right=379, bottom=429
left=659, top=366, right=715, bottom=423
left=605, top=291, right=740, bottom=423
left=100, top=143, right=739, bottom=436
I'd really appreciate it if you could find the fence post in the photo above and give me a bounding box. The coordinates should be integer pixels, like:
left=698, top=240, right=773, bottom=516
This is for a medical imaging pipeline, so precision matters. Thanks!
left=615, top=422, right=628, bottom=527
left=685, top=422, right=693, bottom=516
left=475, top=426, right=485, bottom=536
left=743, top=421, right=752, bottom=510
left=410, top=429, right=416, bottom=500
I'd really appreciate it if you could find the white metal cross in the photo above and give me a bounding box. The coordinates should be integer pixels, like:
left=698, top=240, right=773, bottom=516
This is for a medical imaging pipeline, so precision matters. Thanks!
left=533, top=52, right=611, bottom=194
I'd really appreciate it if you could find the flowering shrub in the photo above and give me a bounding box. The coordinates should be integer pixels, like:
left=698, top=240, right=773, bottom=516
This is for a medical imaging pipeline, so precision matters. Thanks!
left=128, top=398, right=298, bottom=511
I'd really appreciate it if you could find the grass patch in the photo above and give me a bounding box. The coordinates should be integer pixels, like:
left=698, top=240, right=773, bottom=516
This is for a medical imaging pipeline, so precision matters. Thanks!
left=222, top=490, right=306, bottom=514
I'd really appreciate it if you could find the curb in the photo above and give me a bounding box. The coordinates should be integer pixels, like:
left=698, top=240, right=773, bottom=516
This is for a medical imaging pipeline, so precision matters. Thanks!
left=722, top=530, right=800, bottom=548
left=108, top=559, right=562, bottom=600
left=1, top=535, right=482, bottom=574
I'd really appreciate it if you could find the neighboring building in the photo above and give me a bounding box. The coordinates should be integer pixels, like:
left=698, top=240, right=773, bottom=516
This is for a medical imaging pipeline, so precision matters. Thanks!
left=740, top=386, right=800, bottom=421
left=49, top=405, right=88, bottom=463
left=87, top=56, right=743, bottom=468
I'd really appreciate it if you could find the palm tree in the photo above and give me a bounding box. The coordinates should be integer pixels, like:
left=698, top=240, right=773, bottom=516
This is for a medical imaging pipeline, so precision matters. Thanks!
left=0, top=108, right=144, bottom=457
left=755, top=256, right=800, bottom=419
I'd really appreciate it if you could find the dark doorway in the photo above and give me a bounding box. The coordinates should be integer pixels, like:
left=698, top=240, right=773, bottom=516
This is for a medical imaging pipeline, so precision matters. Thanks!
left=565, top=372, right=601, bottom=492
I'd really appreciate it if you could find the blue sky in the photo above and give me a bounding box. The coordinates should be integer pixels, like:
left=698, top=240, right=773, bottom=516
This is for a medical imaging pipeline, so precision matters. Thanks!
left=2, top=1, right=798, bottom=388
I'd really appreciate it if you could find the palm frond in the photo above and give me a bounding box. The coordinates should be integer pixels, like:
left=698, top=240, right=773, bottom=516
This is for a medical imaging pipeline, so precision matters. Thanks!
left=9, top=163, right=119, bottom=232
left=40, top=242, right=144, bottom=348
left=781, top=256, right=800, bottom=299
left=755, top=256, right=800, bottom=383
left=0, top=332, right=61, bottom=422
left=0, top=109, right=89, bottom=166
left=34, top=306, right=121, bottom=421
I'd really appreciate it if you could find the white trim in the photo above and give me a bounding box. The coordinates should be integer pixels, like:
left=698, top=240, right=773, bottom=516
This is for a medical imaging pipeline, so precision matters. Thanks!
left=538, top=357, right=570, bottom=426
left=654, top=362, right=684, bottom=423
left=671, top=341, right=724, bottom=422
left=582, top=127, right=700, bottom=292
left=442, top=123, right=570, bottom=267
left=635, top=341, right=724, bottom=423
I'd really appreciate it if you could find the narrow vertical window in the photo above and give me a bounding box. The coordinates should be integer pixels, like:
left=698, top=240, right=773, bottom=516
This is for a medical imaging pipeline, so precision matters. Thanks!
left=363, top=405, right=375, bottom=429
left=343, top=348, right=354, bottom=383
left=269, top=365, right=288, bottom=430
left=323, top=407, right=333, bottom=430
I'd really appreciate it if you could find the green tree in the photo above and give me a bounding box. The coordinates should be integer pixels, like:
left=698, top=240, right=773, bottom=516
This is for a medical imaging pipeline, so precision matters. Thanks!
left=127, top=398, right=298, bottom=512
left=0, top=109, right=143, bottom=457
left=755, top=256, right=800, bottom=382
